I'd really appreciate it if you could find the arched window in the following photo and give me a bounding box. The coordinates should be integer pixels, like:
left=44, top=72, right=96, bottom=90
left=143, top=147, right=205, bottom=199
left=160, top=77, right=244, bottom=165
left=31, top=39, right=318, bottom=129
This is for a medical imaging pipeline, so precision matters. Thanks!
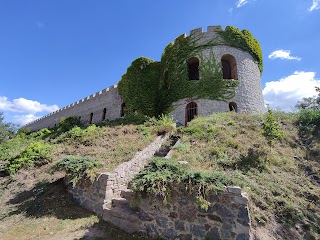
left=185, top=102, right=198, bottom=126
left=121, top=103, right=126, bottom=117
left=89, top=113, right=93, bottom=124
left=229, top=102, right=238, bottom=112
left=102, top=108, right=107, bottom=121
left=221, top=55, right=237, bottom=80
left=187, top=57, right=199, bottom=80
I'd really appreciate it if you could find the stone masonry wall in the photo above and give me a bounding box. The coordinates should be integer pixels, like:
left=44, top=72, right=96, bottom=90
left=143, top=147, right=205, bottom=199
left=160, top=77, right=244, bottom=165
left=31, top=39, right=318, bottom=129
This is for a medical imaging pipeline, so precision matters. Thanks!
left=24, top=84, right=122, bottom=131
left=67, top=133, right=170, bottom=216
left=170, top=27, right=265, bottom=126
left=133, top=186, right=251, bottom=240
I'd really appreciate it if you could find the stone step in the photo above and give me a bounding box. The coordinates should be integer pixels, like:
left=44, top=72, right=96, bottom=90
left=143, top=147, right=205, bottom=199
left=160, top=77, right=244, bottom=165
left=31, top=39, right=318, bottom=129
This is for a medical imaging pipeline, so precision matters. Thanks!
left=103, top=208, right=144, bottom=232
left=103, top=206, right=143, bottom=233
left=111, top=197, right=130, bottom=208
left=120, top=189, right=135, bottom=200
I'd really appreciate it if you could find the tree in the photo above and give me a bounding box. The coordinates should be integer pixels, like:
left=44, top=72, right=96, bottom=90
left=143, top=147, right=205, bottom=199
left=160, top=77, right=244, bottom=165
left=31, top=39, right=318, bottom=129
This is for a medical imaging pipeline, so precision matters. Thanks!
left=296, top=86, right=320, bottom=110
left=0, top=112, right=16, bottom=143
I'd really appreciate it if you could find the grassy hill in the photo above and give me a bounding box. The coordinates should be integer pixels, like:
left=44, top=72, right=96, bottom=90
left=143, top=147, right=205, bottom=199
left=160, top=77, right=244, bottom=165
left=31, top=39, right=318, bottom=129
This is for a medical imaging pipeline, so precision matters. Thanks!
left=0, top=112, right=319, bottom=240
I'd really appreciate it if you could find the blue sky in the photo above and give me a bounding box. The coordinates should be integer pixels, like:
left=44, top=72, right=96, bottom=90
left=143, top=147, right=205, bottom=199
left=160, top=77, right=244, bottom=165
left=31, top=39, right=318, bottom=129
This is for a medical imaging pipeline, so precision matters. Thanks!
left=0, top=0, right=319, bottom=125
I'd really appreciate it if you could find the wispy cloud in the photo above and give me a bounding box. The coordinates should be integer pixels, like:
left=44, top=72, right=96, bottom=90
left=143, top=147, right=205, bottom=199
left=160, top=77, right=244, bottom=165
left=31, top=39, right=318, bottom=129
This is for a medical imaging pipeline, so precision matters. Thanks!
left=0, top=96, right=59, bottom=114
left=309, top=0, right=320, bottom=11
left=236, top=0, right=250, bottom=8
left=263, top=71, right=320, bottom=111
left=268, top=50, right=301, bottom=61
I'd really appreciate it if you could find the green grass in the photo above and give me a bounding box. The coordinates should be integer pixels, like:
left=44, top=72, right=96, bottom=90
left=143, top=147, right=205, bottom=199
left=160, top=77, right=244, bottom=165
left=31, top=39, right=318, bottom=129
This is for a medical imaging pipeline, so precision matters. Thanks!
left=171, top=112, right=320, bottom=239
left=1, top=112, right=319, bottom=239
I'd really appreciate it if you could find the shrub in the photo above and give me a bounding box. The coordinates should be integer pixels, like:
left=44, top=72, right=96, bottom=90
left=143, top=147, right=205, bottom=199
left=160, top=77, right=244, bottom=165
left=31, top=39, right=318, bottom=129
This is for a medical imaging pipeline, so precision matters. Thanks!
left=144, top=114, right=175, bottom=135
left=298, top=108, right=320, bottom=136
left=30, top=128, right=52, bottom=139
left=4, top=142, right=52, bottom=175
left=53, top=155, right=103, bottom=187
left=55, top=124, right=100, bottom=145
left=262, top=108, right=284, bottom=146
left=130, top=157, right=233, bottom=210
left=57, top=116, right=82, bottom=133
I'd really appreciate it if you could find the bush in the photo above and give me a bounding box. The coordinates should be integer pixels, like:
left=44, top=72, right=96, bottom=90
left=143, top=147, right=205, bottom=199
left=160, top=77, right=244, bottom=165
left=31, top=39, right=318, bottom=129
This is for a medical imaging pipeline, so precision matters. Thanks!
left=57, top=116, right=82, bottom=133
left=4, top=142, right=52, bottom=175
left=30, top=128, right=52, bottom=139
left=55, top=124, right=100, bottom=145
left=262, top=108, right=283, bottom=146
left=298, top=108, right=320, bottom=136
left=144, top=114, right=175, bottom=135
left=130, top=157, right=233, bottom=210
left=53, top=155, right=103, bottom=187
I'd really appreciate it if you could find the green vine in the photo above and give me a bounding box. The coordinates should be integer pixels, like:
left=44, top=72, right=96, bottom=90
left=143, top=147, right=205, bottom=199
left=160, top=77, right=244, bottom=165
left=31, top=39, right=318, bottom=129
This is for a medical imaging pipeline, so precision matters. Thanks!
left=217, top=26, right=263, bottom=74
left=118, top=26, right=261, bottom=117
left=118, top=57, right=161, bottom=116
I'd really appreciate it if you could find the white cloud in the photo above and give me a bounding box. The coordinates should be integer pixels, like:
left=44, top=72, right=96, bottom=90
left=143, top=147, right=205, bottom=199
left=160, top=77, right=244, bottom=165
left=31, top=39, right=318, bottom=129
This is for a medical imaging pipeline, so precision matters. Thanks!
left=236, top=0, right=250, bottom=8
left=268, top=50, right=301, bottom=61
left=309, top=0, right=320, bottom=11
left=0, top=96, right=59, bottom=114
left=13, top=114, right=39, bottom=126
left=263, top=71, right=320, bottom=111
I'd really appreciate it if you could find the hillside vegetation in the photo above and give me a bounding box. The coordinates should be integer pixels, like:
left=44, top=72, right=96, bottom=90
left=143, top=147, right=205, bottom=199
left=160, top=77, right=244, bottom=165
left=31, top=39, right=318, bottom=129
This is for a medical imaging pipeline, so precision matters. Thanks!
left=0, top=109, right=319, bottom=240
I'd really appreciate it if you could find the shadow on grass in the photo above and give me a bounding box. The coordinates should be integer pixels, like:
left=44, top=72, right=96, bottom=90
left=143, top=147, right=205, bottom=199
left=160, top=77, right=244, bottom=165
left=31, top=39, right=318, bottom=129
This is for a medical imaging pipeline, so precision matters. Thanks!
left=7, top=178, right=93, bottom=220
left=5, top=178, right=155, bottom=240
left=77, top=220, right=151, bottom=240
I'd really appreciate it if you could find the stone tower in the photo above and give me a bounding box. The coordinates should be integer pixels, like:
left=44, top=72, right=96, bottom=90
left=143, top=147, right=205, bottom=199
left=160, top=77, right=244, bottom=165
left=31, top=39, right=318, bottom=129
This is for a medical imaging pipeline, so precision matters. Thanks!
left=168, top=26, right=265, bottom=126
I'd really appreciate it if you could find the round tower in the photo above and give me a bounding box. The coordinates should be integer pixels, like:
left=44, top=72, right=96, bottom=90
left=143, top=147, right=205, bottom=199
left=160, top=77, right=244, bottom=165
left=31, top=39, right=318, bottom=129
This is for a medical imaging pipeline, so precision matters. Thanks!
left=165, top=26, right=265, bottom=126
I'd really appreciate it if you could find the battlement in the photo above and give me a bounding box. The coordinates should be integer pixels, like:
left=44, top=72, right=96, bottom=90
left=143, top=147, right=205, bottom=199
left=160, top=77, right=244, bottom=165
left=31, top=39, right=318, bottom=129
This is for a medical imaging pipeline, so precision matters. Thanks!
left=24, top=84, right=119, bottom=128
left=189, top=25, right=222, bottom=36
left=188, top=25, right=223, bottom=46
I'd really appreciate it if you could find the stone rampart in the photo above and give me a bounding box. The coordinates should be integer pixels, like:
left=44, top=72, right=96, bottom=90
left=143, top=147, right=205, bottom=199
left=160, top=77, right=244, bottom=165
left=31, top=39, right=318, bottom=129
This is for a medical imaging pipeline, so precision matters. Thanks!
left=24, top=84, right=122, bottom=131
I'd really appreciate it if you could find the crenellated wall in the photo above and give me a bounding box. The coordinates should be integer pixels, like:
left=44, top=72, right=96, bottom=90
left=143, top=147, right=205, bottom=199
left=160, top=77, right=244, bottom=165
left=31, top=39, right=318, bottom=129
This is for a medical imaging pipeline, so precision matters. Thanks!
left=24, top=84, right=122, bottom=131
left=23, top=25, right=265, bottom=131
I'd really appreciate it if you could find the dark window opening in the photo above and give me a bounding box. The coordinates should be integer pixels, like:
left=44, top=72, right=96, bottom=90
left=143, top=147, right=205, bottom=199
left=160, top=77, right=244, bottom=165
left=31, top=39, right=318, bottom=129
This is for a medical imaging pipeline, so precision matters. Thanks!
left=185, top=102, right=198, bottom=126
left=89, top=113, right=93, bottom=124
left=221, top=55, right=238, bottom=80
left=229, top=102, right=238, bottom=112
left=102, top=108, right=107, bottom=121
left=187, top=57, right=199, bottom=80
left=222, top=60, right=232, bottom=79
left=121, top=103, right=126, bottom=117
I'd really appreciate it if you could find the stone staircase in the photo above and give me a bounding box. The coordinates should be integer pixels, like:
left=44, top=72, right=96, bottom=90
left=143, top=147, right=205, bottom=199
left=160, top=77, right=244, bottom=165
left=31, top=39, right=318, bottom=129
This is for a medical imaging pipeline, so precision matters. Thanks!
left=101, top=135, right=180, bottom=233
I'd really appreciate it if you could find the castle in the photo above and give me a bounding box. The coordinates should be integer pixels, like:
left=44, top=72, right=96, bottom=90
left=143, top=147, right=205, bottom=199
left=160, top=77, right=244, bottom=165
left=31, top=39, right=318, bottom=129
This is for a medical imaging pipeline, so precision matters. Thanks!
left=24, top=26, right=265, bottom=131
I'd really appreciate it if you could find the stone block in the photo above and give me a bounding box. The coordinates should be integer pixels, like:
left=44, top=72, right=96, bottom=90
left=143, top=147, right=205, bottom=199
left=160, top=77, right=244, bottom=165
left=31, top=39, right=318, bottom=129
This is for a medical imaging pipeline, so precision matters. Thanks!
left=190, top=224, right=206, bottom=237
left=156, top=216, right=168, bottom=228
